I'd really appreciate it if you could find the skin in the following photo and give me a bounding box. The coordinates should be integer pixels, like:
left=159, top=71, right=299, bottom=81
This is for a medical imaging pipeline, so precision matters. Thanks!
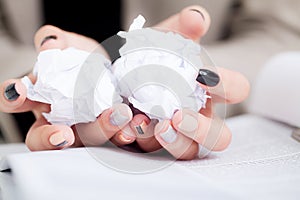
left=0, top=6, right=250, bottom=160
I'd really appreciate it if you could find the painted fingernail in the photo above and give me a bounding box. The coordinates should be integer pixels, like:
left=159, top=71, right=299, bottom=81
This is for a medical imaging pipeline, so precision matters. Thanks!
left=136, top=125, right=144, bottom=135
left=135, top=121, right=147, bottom=135
left=49, top=132, right=68, bottom=147
left=178, top=114, right=198, bottom=133
left=110, top=109, right=130, bottom=126
left=198, top=145, right=211, bottom=159
left=292, top=128, right=300, bottom=142
left=4, top=83, right=20, bottom=101
left=190, top=9, right=205, bottom=21
left=41, top=35, right=57, bottom=46
left=196, top=69, right=220, bottom=87
left=160, top=125, right=177, bottom=144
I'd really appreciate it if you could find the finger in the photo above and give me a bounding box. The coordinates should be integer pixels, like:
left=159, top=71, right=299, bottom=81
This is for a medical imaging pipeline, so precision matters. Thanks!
left=172, top=109, right=232, bottom=151
left=154, top=120, right=199, bottom=160
left=154, top=5, right=211, bottom=42
left=74, top=103, right=133, bottom=146
left=129, top=114, right=162, bottom=153
left=0, top=77, right=41, bottom=113
left=25, top=117, right=75, bottom=151
left=153, top=6, right=250, bottom=104
left=110, top=107, right=143, bottom=147
left=110, top=124, right=136, bottom=147
left=198, top=67, right=250, bottom=104
left=34, top=25, right=68, bottom=52
left=34, top=25, right=107, bottom=56
left=199, top=98, right=213, bottom=118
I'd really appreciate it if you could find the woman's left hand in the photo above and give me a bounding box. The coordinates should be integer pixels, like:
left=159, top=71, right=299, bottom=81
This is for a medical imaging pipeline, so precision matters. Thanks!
left=122, top=5, right=250, bottom=160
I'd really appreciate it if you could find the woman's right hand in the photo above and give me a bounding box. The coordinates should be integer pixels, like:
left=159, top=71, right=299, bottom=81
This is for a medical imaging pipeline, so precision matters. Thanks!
left=0, top=25, right=136, bottom=151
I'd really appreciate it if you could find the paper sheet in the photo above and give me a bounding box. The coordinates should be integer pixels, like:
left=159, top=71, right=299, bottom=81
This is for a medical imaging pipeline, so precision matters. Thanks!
left=0, top=147, right=235, bottom=200
left=113, top=15, right=209, bottom=120
left=178, top=114, right=300, bottom=200
left=22, top=48, right=122, bottom=126
left=1, top=114, right=300, bottom=200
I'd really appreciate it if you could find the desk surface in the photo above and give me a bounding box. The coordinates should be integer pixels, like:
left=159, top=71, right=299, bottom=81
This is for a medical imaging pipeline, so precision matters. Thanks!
left=0, top=143, right=28, bottom=160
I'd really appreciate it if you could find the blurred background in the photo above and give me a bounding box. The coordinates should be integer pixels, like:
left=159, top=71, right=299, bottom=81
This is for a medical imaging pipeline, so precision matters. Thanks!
left=0, top=0, right=299, bottom=143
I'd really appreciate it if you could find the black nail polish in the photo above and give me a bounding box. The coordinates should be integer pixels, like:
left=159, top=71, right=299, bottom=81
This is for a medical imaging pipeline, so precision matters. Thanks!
left=190, top=9, right=205, bottom=21
left=0, top=168, right=11, bottom=173
left=101, top=35, right=126, bottom=63
left=55, top=140, right=68, bottom=147
left=196, top=69, right=220, bottom=87
left=292, top=129, right=300, bottom=143
left=135, top=125, right=145, bottom=135
left=41, top=35, right=57, bottom=46
left=4, top=83, right=20, bottom=101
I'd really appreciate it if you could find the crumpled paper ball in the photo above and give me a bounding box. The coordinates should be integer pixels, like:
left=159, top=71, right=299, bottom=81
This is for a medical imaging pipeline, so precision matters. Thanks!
left=112, top=15, right=209, bottom=120
left=22, top=48, right=122, bottom=126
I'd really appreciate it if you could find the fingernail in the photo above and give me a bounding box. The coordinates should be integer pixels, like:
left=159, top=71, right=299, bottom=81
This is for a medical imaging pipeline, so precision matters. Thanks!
left=196, top=69, right=220, bottom=87
left=121, top=125, right=136, bottom=138
left=135, top=121, right=147, bottom=135
left=292, top=128, right=300, bottom=142
left=118, top=133, right=133, bottom=143
left=160, top=125, right=177, bottom=144
left=178, top=114, right=198, bottom=133
left=49, top=132, right=68, bottom=147
left=198, top=145, right=211, bottom=159
left=110, top=109, right=130, bottom=126
left=190, top=9, right=205, bottom=21
left=41, top=35, right=57, bottom=46
left=4, top=83, right=20, bottom=101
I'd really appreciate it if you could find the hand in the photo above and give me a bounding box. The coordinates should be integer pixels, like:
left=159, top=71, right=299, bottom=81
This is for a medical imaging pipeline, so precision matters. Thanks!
left=122, top=5, right=250, bottom=160
left=0, top=5, right=250, bottom=159
left=0, top=26, right=135, bottom=150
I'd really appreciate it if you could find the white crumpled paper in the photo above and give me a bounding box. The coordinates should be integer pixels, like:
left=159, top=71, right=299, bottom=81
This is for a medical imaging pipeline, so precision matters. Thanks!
left=21, top=15, right=209, bottom=126
left=112, top=15, right=209, bottom=120
left=22, top=47, right=122, bottom=126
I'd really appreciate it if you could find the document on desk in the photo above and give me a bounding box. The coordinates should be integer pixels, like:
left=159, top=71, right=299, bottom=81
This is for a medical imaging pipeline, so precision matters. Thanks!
left=0, top=114, right=300, bottom=200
